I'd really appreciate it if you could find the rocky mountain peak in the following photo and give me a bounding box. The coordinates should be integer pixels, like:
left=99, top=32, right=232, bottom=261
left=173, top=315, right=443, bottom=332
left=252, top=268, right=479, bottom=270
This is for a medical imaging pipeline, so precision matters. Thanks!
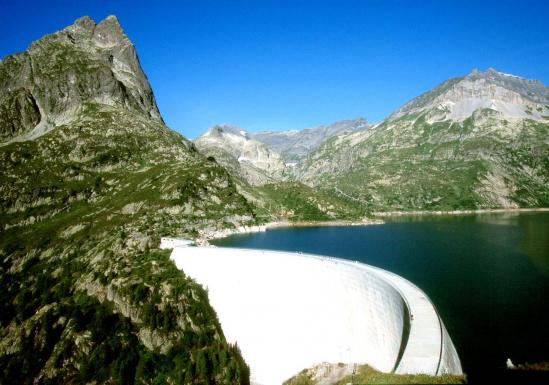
left=464, top=68, right=549, bottom=103
left=389, top=68, right=549, bottom=122
left=209, top=124, right=249, bottom=139
left=195, top=124, right=286, bottom=185
left=93, top=15, right=127, bottom=47
left=71, top=15, right=96, bottom=33
left=0, top=15, right=161, bottom=142
left=35, top=15, right=124, bottom=49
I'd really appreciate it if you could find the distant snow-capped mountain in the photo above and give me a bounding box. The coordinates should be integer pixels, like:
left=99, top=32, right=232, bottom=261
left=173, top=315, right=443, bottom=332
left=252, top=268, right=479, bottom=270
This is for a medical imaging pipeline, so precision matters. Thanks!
left=194, top=119, right=370, bottom=185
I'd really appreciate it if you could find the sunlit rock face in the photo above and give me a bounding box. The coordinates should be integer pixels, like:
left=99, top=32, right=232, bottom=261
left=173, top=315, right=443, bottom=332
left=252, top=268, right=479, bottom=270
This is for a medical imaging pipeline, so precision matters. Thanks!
left=171, top=247, right=462, bottom=385
left=195, top=124, right=286, bottom=185
left=0, top=15, right=161, bottom=142
left=390, top=68, right=549, bottom=122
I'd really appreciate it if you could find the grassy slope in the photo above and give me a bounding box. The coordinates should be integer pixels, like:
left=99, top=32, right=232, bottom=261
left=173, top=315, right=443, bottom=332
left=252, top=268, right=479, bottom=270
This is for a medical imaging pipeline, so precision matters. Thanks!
left=303, top=111, right=549, bottom=211
left=256, top=182, right=368, bottom=221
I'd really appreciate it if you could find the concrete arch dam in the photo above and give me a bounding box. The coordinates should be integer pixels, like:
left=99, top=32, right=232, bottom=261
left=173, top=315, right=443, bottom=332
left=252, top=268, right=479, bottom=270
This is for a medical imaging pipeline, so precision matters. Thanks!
left=170, top=247, right=462, bottom=385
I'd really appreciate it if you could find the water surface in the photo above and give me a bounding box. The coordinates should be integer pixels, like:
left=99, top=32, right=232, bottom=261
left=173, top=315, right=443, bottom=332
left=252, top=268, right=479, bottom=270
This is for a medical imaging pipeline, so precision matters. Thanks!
left=213, top=212, right=549, bottom=378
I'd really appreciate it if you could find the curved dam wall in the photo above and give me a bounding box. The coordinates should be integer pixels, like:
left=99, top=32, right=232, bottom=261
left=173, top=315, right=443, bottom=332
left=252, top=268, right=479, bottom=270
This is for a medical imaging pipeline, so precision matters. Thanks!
left=369, top=266, right=462, bottom=376
left=170, top=247, right=462, bottom=385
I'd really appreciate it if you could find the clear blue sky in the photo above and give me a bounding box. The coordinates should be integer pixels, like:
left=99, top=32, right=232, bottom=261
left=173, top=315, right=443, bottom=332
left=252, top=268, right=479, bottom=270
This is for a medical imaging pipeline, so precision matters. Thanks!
left=1, top=1, right=548, bottom=139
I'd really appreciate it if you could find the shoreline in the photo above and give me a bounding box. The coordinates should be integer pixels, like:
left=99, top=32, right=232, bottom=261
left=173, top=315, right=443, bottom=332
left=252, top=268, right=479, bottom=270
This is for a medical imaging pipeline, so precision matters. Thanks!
left=196, top=208, right=548, bottom=245
left=196, top=218, right=384, bottom=245
left=372, top=207, right=549, bottom=217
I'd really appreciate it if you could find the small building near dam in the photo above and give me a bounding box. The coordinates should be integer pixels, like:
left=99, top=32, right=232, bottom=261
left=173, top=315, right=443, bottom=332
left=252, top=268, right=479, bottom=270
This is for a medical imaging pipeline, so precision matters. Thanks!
left=170, top=246, right=463, bottom=385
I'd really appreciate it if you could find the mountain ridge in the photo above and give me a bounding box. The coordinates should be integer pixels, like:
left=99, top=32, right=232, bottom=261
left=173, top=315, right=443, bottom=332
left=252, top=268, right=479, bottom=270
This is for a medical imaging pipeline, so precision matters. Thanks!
left=389, top=68, right=549, bottom=122
left=193, top=118, right=370, bottom=185
left=250, top=118, right=369, bottom=161
left=192, top=68, right=548, bottom=211
left=295, top=68, right=549, bottom=211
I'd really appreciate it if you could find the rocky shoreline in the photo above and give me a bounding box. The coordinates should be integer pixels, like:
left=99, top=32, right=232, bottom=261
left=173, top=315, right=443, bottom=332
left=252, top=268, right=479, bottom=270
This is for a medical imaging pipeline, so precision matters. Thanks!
left=196, top=217, right=384, bottom=245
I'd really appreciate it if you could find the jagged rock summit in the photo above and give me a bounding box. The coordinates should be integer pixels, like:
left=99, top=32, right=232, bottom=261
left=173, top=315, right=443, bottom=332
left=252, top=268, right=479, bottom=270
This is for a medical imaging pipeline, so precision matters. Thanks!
left=0, top=15, right=161, bottom=142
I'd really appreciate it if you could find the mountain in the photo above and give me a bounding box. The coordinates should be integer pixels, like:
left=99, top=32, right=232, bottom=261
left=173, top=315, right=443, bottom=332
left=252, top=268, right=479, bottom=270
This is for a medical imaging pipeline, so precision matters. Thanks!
left=194, top=125, right=367, bottom=220
left=195, top=124, right=286, bottom=186
left=193, top=119, right=370, bottom=184
left=250, top=118, right=369, bottom=162
left=389, top=68, right=548, bottom=122
left=0, top=16, right=161, bottom=142
left=0, top=16, right=251, bottom=384
left=296, top=69, right=549, bottom=211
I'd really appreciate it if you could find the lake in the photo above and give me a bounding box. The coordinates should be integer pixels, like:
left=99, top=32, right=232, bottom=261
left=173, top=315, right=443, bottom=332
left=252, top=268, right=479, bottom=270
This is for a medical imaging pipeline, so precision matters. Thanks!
left=213, top=212, right=549, bottom=380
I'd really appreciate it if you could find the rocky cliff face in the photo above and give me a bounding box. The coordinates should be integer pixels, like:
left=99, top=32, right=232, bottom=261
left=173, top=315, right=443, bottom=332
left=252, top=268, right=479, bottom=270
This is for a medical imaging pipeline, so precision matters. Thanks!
left=296, top=69, right=549, bottom=210
left=195, top=124, right=286, bottom=186
left=0, top=15, right=161, bottom=142
left=0, top=16, right=252, bottom=384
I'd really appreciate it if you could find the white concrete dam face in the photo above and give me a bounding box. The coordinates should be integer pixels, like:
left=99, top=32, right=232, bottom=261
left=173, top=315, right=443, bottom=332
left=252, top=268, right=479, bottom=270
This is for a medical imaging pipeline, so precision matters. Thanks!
left=170, top=247, right=462, bottom=385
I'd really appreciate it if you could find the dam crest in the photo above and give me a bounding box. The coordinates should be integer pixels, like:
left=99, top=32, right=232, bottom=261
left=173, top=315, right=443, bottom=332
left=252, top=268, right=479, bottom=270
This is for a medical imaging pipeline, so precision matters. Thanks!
left=170, top=246, right=462, bottom=385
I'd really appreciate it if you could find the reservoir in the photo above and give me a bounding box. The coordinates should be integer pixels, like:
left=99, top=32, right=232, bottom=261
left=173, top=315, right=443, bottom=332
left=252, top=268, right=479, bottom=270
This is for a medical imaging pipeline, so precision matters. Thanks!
left=213, top=212, right=549, bottom=380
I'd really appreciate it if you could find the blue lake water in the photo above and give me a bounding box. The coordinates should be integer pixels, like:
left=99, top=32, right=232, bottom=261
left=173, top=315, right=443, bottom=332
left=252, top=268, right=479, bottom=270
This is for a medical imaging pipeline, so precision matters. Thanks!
left=213, top=212, right=549, bottom=378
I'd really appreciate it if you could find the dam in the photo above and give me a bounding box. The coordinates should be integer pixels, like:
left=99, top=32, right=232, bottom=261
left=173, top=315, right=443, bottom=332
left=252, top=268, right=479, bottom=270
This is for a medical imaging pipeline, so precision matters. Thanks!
left=170, top=246, right=462, bottom=385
